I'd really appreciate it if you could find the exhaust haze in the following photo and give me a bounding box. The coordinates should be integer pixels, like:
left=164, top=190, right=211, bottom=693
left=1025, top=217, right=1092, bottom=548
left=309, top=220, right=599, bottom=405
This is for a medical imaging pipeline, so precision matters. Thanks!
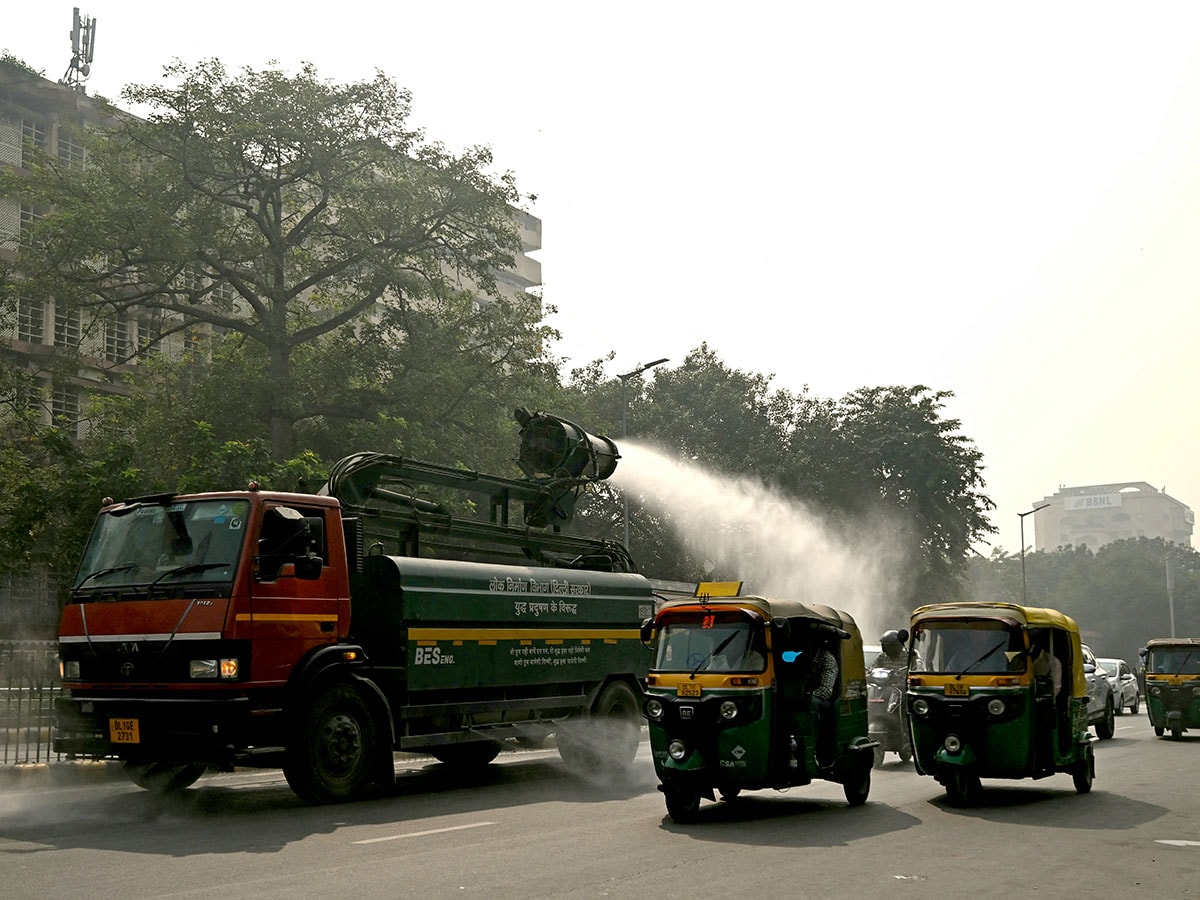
left=612, top=442, right=916, bottom=640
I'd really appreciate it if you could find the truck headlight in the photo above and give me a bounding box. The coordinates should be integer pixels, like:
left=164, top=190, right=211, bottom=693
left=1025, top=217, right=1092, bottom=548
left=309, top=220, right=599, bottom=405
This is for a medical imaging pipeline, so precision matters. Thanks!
left=61, top=660, right=80, bottom=680
left=190, top=658, right=238, bottom=679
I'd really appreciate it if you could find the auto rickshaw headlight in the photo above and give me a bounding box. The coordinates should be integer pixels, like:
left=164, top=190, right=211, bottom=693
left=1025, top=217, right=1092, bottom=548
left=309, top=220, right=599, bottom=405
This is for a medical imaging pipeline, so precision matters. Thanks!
left=645, top=698, right=665, bottom=720
left=1193, top=687, right=1200, bottom=697
left=986, top=698, right=1006, bottom=716
left=668, top=740, right=688, bottom=761
left=912, top=698, right=930, bottom=716
left=944, top=735, right=962, bottom=753
left=719, top=700, right=739, bottom=720
left=1150, top=686, right=1162, bottom=697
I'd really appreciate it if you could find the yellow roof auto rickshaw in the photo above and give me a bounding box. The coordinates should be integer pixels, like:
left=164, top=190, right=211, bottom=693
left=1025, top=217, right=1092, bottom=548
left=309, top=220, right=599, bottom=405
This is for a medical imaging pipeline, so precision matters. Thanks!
left=1140, top=637, right=1200, bottom=739
left=640, top=583, right=876, bottom=823
left=906, top=601, right=1094, bottom=806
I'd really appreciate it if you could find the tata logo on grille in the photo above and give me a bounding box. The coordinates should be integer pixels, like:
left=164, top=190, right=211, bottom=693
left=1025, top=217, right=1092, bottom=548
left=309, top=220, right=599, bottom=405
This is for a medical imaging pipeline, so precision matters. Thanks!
left=119, top=662, right=135, bottom=678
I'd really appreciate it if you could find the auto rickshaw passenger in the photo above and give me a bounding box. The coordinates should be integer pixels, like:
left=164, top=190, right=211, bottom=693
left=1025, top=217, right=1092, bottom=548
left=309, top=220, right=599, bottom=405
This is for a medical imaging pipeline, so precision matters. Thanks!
left=807, top=639, right=839, bottom=768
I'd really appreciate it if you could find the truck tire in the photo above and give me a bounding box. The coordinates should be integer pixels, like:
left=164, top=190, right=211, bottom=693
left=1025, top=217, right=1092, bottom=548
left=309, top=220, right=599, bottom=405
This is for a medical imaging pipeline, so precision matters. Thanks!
left=431, top=742, right=502, bottom=769
left=557, top=681, right=641, bottom=774
left=284, top=682, right=379, bottom=804
left=124, top=761, right=206, bottom=794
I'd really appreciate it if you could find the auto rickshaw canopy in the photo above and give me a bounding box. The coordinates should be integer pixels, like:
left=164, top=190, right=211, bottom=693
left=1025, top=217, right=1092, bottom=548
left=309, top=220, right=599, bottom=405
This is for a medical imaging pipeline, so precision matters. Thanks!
left=909, top=601, right=1087, bottom=698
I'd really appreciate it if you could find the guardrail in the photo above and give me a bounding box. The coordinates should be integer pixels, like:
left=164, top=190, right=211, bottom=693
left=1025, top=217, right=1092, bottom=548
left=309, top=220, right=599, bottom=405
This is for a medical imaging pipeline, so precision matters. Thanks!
left=1, top=641, right=62, bottom=765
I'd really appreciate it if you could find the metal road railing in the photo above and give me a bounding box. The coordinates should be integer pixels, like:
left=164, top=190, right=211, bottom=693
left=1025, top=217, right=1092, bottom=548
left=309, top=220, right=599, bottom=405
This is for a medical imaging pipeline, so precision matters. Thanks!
left=1, top=641, right=63, bottom=765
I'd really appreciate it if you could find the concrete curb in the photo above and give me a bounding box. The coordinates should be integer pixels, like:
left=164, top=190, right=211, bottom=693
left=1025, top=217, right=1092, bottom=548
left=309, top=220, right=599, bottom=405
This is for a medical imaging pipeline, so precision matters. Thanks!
left=0, top=759, right=125, bottom=789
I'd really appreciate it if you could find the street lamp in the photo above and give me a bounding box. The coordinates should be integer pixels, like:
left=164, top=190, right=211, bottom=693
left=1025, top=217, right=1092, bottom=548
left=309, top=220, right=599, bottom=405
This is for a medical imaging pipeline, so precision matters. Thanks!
left=618, top=357, right=668, bottom=548
left=1018, top=504, right=1050, bottom=604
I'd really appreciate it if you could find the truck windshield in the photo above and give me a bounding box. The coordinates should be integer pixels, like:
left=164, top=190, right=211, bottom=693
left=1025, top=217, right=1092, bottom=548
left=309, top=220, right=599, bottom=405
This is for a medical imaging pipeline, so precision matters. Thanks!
left=73, top=499, right=249, bottom=597
left=655, top=619, right=766, bottom=673
left=909, top=621, right=1025, bottom=676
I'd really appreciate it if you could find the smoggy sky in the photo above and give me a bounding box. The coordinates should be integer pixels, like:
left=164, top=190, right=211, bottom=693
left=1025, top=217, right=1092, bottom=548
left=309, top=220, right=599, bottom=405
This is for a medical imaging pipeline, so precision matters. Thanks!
left=8, top=2, right=1200, bottom=556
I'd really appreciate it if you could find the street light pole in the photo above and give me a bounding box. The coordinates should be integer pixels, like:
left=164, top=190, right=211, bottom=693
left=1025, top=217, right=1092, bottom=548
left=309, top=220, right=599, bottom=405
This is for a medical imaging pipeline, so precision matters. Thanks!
left=618, top=357, right=668, bottom=549
left=1018, top=504, right=1050, bottom=604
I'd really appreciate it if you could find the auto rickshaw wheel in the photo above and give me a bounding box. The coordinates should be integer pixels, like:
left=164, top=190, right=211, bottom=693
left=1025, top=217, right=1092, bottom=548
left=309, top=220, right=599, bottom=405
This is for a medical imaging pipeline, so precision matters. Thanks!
left=843, top=762, right=871, bottom=807
left=664, top=782, right=702, bottom=823
left=872, top=746, right=885, bottom=769
left=1071, top=749, right=1094, bottom=794
left=718, top=786, right=741, bottom=802
left=1171, top=726, right=1183, bottom=740
left=1154, top=726, right=1164, bottom=737
left=944, top=770, right=981, bottom=807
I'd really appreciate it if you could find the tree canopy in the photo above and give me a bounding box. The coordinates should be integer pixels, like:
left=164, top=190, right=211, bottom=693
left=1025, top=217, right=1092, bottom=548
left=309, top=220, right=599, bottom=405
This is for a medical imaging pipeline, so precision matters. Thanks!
left=2, top=60, right=543, bottom=457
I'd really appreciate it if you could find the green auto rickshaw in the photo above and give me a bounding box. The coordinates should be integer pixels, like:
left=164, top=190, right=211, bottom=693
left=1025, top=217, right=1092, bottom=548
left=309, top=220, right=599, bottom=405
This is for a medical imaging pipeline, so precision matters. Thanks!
left=1141, top=638, right=1200, bottom=739
left=906, top=602, right=1095, bottom=806
left=641, top=583, right=876, bottom=823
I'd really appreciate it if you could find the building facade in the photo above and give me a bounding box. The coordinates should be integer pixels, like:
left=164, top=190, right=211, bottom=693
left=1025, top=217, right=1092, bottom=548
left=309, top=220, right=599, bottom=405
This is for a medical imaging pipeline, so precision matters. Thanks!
left=1031, top=482, right=1194, bottom=552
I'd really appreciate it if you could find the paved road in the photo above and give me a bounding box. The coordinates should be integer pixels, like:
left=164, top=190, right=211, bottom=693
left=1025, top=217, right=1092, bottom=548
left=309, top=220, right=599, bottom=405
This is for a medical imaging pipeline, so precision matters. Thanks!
left=0, top=718, right=1196, bottom=898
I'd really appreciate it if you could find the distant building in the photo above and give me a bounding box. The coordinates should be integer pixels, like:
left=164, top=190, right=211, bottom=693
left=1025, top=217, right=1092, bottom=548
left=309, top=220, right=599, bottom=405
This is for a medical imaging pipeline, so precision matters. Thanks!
left=1030, top=483, right=1194, bottom=552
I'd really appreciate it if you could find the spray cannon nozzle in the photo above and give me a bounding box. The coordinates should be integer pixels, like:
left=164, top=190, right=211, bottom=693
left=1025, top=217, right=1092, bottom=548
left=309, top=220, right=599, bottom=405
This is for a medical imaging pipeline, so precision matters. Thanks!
left=514, top=408, right=620, bottom=484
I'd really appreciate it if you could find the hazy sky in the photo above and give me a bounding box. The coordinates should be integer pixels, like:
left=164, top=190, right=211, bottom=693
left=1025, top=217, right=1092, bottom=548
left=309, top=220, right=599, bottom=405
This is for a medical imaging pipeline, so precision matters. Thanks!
left=8, top=2, right=1200, bottom=556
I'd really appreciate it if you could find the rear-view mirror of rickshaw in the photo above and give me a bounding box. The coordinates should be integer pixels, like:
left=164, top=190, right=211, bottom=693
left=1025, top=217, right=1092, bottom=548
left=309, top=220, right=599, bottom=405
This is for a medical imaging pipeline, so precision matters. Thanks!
left=640, top=617, right=656, bottom=648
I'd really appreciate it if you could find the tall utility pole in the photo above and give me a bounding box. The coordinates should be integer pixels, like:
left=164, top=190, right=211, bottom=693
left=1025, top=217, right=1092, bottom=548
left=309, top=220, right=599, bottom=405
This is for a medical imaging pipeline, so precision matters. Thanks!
left=1018, top=504, right=1050, bottom=604
left=618, top=358, right=668, bottom=549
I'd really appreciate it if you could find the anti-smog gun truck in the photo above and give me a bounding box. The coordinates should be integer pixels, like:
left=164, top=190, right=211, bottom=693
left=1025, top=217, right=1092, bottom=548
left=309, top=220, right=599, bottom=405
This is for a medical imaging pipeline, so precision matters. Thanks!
left=55, top=410, right=655, bottom=803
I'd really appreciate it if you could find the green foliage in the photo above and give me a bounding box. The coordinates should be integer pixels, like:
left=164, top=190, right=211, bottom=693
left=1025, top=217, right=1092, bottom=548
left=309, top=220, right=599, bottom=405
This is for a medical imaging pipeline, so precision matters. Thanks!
left=965, top=537, right=1200, bottom=666
left=0, top=59, right=532, bottom=458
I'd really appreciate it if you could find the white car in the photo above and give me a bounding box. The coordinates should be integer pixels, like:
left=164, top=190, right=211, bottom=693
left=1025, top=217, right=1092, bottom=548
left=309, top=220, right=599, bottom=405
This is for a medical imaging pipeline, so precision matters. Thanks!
left=1097, top=657, right=1140, bottom=715
left=1081, top=644, right=1116, bottom=739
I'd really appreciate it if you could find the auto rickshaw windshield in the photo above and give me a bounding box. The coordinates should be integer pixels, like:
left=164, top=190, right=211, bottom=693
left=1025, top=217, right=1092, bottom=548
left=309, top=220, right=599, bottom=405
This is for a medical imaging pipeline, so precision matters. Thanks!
left=1147, top=647, right=1200, bottom=675
left=909, top=621, right=1025, bottom=675
left=655, top=619, right=767, bottom=673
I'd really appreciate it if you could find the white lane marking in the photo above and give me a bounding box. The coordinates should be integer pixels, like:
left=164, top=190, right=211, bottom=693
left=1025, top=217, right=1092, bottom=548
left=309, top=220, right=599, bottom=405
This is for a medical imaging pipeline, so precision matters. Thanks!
left=1156, top=840, right=1200, bottom=847
left=353, top=821, right=497, bottom=844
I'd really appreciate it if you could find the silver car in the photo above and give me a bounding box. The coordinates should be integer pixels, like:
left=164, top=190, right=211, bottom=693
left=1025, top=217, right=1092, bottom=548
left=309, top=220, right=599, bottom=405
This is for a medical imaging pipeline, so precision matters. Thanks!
left=1081, top=644, right=1116, bottom=739
left=1097, top=657, right=1140, bottom=715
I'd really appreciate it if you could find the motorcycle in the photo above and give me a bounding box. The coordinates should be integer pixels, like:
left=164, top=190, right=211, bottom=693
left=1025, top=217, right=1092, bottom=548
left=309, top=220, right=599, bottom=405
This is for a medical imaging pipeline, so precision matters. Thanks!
left=867, top=665, right=912, bottom=767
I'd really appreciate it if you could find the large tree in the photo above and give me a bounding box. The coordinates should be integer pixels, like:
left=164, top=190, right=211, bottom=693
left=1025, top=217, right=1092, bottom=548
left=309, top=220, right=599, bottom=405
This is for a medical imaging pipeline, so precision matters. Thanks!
left=2, top=60, right=539, bottom=458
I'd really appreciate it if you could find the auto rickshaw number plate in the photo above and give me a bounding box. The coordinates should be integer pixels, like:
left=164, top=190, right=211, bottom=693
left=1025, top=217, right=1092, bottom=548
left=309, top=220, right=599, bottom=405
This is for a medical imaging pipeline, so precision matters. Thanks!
left=943, top=683, right=969, bottom=697
left=109, top=717, right=140, bottom=743
left=677, top=682, right=702, bottom=698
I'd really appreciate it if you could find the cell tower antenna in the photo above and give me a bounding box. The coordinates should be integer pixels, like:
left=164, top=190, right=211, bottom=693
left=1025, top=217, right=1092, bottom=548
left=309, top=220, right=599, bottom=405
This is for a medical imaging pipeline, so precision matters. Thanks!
left=62, top=8, right=98, bottom=93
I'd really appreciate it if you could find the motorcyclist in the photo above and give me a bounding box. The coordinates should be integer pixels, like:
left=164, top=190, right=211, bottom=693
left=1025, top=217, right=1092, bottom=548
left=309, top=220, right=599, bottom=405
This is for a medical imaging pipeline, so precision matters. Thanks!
left=871, top=629, right=909, bottom=671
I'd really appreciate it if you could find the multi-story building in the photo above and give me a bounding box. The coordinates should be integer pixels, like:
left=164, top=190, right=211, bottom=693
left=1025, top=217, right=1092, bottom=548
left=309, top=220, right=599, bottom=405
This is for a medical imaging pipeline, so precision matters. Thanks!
left=1, top=58, right=543, bottom=439
left=1030, top=482, right=1194, bottom=552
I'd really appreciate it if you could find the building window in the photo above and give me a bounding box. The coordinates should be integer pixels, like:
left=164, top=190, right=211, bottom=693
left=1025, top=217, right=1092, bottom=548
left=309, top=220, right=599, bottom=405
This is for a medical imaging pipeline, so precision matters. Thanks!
left=104, top=316, right=129, bottom=364
left=22, top=118, right=47, bottom=153
left=16, top=297, right=45, bottom=344
left=55, top=307, right=82, bottom=349
left=57, top=132, right=87, bottom=168
left=19, top=204, right=43, bottom=247
left=51, top=384, right=80, bottom=431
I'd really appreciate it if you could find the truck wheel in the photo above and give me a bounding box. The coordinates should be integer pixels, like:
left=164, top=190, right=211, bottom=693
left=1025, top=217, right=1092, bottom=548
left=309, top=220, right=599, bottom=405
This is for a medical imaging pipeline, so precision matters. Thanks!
left=284, top=682, right=378, bottom=804
left=557, top=681, right=641, bottom=774
left=664, top=782, right=702, bottom=823
left=431, top=742, right=502, bottom=769
left=1095, top=700, right=1115, bottom=740
left=125, top=762, right=205, bottom=793
left=843, top=761, right=871, bottom=806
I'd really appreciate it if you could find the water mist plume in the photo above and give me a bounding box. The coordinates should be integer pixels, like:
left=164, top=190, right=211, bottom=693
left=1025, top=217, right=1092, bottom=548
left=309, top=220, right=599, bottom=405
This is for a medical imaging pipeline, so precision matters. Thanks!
left=612, top=442, right=915, bottom=640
